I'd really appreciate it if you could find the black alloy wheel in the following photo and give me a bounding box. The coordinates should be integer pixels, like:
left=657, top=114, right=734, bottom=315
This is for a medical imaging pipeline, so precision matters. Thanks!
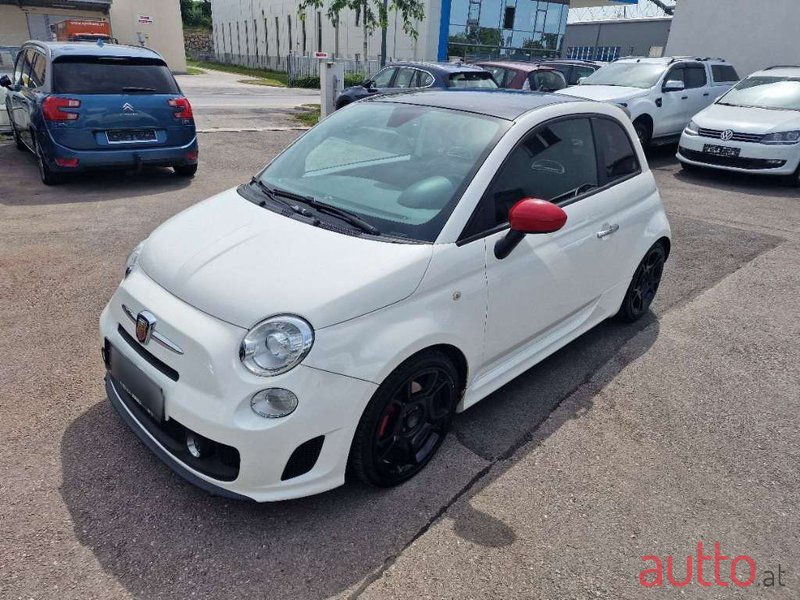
left=617, top=243, right=666, bottom=322
left=350, top=351, right=459, bottom=487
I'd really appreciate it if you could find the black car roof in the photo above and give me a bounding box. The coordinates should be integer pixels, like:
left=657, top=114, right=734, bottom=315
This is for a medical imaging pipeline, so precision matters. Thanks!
left=389, top=61, right=488, bottom=75
left=369, top=89, right=580, bottom=120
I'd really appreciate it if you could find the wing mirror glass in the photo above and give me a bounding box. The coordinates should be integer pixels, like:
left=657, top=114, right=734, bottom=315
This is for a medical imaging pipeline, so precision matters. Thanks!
left=663, top=79, right=685, bottom=92
left=0, top=75, right=11, bottom=89
left=495, top=198, right=568, bottom=259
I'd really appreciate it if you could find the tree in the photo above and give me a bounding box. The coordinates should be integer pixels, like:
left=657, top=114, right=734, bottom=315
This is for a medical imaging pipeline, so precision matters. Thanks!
left=298, top=0, right=425, bottom=62
left=180, top=0, right=212, bottom=30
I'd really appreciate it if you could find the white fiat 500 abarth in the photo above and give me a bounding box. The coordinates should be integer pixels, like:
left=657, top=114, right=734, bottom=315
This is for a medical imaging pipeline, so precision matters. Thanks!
left=100, top=90, right=671, bottom=502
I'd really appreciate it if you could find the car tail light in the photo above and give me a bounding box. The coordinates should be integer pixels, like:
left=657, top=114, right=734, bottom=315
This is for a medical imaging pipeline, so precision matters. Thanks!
left=55, top=157, right=79, bottom=168
left=42, top=97, right=81, bottom=121
left=168, top=97, right=193, bottom=120
left=186, top=150, right=198, bottom=161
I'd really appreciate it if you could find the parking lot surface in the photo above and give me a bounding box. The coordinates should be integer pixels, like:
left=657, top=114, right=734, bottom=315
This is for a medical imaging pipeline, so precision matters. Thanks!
left=0, top=133, right=797, bottom=599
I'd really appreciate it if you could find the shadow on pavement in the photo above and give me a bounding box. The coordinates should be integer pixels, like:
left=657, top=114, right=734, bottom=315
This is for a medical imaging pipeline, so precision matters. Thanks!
left=58, top=213, right=784, bottom=599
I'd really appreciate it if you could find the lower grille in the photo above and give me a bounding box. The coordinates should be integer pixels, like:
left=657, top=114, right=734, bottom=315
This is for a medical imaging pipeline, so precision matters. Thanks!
left=109, top=373, right=240, bottom=481
left=281, top=436, right=325, bottom=481
left=679, top=147, right=786, bottom=170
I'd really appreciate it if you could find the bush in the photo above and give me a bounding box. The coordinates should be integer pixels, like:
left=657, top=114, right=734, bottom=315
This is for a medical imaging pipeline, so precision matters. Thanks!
left=292, top=75, right=320, bottom=89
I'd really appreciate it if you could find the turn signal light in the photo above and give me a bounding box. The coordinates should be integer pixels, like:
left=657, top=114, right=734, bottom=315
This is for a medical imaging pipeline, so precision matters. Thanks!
left=42, top=97, right=81, bottom=121
left=168, top=96, right=194, bottom=120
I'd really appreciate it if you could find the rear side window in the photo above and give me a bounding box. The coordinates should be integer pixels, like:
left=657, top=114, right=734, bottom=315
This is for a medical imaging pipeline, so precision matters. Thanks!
left=712, top=65, right=739, bottom=83
left=592, top=118, right=639, bottom=183
left=393, top=67, right=415, bottom=89
left=530, top=70, right=566, bottom=92
left=483, top=66, right=513, bottom=87
left=448, top=71, right=497, bottom=89
left=685, top=65, right=707, bottom=89
left=29, top=52, right=46, bottom=88
left=415, top=70, right=434, bottom=87
left=52, top=56, right=179, bottom=94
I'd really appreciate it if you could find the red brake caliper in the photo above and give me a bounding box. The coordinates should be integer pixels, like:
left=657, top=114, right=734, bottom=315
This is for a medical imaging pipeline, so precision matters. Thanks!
left=378, top=404, right=399, bottom=439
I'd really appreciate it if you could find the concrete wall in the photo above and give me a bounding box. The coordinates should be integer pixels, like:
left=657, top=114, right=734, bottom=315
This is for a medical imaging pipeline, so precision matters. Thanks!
left=665, top=0, right=800, bottom=77
left=111, top=0, right=187, bottom=73
left=0, top=5, right=105, bottom=46
left=563, top=17, right=671, bottom=59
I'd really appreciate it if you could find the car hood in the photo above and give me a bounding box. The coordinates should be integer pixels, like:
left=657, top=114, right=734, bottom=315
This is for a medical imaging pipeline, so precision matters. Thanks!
left=139, top=188, right=434, bottom=329
left=558, top=85, right=648, bottom=102
left=694, top=103, right=800, bottom=134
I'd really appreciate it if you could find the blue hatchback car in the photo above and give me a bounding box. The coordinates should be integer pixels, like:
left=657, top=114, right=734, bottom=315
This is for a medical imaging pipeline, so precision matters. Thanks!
left=1, top=41, right=198, bottom=185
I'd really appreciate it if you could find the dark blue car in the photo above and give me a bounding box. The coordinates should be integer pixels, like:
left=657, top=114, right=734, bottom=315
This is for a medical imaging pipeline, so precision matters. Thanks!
left=334, top=61, right=497, bottom=110
left=1, top=41, right=198, bottom=185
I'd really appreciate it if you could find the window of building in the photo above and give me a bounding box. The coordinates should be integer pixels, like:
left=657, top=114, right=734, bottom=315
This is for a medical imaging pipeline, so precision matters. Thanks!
left=316, top=11, right=322, bottom=53
left=302, top=17, right=307, bottom=54
left=275, top=16, right=280, bottom=54
left=503, top=7, right=516, bottom=30
left=287, top=15, right=293, bottom=53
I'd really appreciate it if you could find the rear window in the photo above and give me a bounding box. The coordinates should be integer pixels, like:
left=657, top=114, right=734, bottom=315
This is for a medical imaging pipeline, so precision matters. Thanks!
left=448, top=71, right=497, bottom=89
left=712, top=65, right=739, bottom=83
left=52, top=56, right=179, bottom=94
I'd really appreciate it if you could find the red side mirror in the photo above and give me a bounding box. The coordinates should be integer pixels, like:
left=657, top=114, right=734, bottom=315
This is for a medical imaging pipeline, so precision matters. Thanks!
left=508, top=198, right=567, bottom=234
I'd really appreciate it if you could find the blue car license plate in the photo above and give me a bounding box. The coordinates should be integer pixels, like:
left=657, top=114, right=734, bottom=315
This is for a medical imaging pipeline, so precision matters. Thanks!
left=106, top=129, right=157, bottom=143
left=107, top=343, right=165, bottom=422
left=703, top=144, right=740, bottom=158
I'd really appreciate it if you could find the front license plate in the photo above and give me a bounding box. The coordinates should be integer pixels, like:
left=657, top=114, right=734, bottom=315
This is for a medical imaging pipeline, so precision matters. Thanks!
left=703, top=144, right=740, bottom=158
left=108, top=343, right=165, bottom=422
left=106, top=129, right=157, bottom=143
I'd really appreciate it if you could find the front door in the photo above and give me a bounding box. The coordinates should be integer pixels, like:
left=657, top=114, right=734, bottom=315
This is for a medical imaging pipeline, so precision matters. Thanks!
left=655, top=65, right=690, bottom=138
left=462, top=116, right=626, bottom=377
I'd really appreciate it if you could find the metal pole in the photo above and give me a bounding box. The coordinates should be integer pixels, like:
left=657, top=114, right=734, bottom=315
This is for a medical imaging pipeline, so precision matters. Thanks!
left=380, top=0, right=388, bottom=67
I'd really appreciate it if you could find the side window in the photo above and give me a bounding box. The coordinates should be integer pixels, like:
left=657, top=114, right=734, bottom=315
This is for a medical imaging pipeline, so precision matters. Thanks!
left=416, top=70, right=434, bottom=87
left=531, top=71, right=566, bottom=92
left=463, top=118, right=598, bottom=236
left=483, top=66, right=508, bottom=87
left=712, top=65, right=739, bottom=83
left=593, top=118, right=640, bottom=183
left=393, top=67, right=415, bottom=89
left=371, top=67, right=395, bottom=87
left=664, top=66, right=685, bottom=88
left=18, top=49, right=35, bottom=87
left=29, top=52, right=46, bottom=88
left=13, top=49, right=26, bottom=84
left=684, top=65, right=707, bottom=89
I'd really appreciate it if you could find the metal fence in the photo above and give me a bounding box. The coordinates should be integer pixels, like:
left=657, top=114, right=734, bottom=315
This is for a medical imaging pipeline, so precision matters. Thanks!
left=212, top=52, right=382, bottom=85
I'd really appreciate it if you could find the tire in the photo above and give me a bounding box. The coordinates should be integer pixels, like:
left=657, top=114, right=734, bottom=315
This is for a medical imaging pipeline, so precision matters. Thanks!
left=349, top=350, right=460, bottom=487
left=174, top=164, right=198, bottom=177
left=616, top=242, right=666, bottom=323
left=34, top=138, right=63, bottom=186
left=786, top=165, right=800, bottom=188
left=633, top=118, right=652, bottom=149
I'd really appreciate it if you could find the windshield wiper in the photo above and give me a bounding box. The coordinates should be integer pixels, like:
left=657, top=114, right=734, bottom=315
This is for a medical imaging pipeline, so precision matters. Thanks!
left=268, top=185, right=381, bottom=236
left=122, top=86, right=157, bottom=93
left=250, top=178, right=316, bottom=218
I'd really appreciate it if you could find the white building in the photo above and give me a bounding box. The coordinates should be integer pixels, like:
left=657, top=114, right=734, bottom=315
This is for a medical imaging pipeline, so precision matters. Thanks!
left=665, top=0, right=800, bottom=77
left=210, top=0, right=639, bottom=69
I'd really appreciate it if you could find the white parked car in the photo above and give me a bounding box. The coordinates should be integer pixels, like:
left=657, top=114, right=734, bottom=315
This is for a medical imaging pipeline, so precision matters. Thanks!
left=559, top=57, right=739, bottom=147
left=678, top=66, right=800, bottom=185
left=100, top=91, right=671, bottom=501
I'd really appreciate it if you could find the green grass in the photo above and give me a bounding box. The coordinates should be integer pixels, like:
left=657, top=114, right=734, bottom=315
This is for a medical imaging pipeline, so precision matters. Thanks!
left=186, top=66, right=206, bottom=75
left=187, top=60, right=288, bottom=87
left=294, top=104, right=321, bottom=127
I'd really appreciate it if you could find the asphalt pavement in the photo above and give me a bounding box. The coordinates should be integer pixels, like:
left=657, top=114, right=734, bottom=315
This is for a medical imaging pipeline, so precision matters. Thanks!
left=0, top=132, right=797, bottom=599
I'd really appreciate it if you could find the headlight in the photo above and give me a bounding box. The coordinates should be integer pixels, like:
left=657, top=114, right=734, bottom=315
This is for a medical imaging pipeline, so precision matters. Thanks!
left=761, top=130, right=800, bottom=145
left=239, top=315, right=314, bottom=376
left=124, top=241, right=145, bottom=278
left=685, top=120, right=700, bottom=135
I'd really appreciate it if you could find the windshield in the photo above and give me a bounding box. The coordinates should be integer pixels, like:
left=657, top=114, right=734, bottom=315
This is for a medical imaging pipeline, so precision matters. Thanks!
left=448, top=71, right=497, bottom=89
left=581, top=63, right=666, bottom=89
left=718, top=76, right=800, bottom=111
left=258, top=102, right=508, bottom=242
left=52, top=56, right=179, bottom=94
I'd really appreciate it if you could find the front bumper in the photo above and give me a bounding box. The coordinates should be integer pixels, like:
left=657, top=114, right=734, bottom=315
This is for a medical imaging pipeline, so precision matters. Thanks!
left=100, top=268, right=378, bottom=502
left=677, top=131, right=800, bottom=175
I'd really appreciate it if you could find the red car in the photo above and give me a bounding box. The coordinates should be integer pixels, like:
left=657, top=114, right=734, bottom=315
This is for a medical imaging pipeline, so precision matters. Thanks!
left=476, top=61, right=567, bottom=92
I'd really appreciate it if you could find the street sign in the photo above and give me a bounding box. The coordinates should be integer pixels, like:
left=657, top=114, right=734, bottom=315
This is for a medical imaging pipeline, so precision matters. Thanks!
left=137, top=15, right=154, bottom=25
left=314, top=51, right=331, bottom=59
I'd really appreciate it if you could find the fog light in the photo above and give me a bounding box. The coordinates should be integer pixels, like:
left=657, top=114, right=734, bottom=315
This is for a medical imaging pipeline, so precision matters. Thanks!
left=250, top=388, right=298, bottom=418
left=55, top=157, right=79, bottom=168
left=186, top=432, right=211, bottom=458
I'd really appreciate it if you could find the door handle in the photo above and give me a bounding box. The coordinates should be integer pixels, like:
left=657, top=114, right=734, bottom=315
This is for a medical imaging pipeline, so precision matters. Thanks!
left=703, top=92, right=710, bottom=97
left=681, top=95, right=689, bottom=100
left=597, top=224, right=619, bottom=239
